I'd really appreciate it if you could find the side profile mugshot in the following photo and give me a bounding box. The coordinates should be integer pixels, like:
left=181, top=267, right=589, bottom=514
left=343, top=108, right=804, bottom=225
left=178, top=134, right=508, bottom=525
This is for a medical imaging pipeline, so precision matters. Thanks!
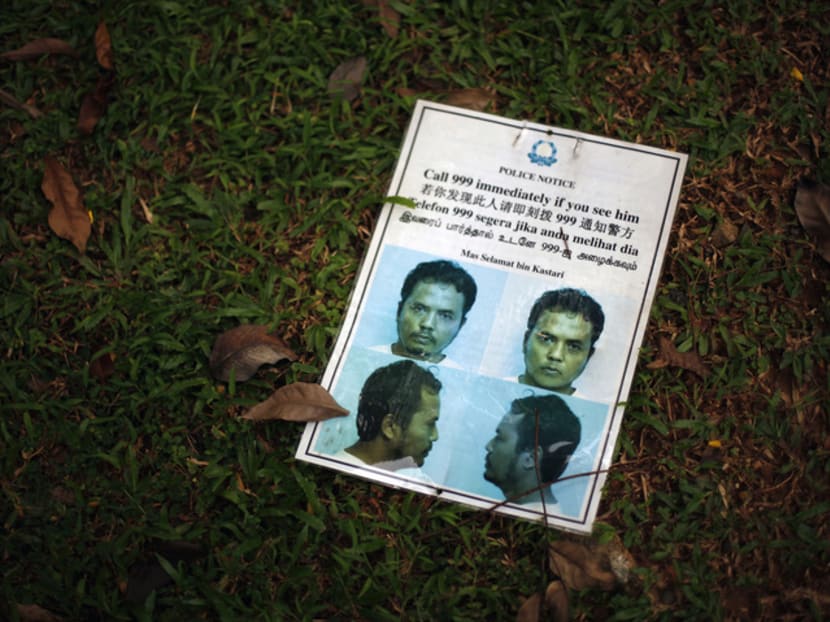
left=519, top=288, right=605, bottom=396
left=484, top=393, right=581, bottom=505
left=337, top=360, right=442, bottom=477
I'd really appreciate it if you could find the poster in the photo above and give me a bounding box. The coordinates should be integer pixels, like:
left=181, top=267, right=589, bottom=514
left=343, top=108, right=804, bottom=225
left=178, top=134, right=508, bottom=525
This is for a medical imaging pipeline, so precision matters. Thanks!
left=296, top=101, right=687, bottom=533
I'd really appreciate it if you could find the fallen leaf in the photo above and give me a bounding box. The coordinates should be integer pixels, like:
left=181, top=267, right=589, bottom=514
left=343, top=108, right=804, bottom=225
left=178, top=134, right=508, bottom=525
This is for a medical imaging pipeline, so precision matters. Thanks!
left=90, top=351, right=116, bottom=382
left=516, top=582, right=568, bottom=622
left=710, top=218, right=738, bottom=248
left=794, top=179, right=830, bottom=262
left=516, top=592, right=542, bottom=622
left=548, top=540, right=618, bottom=591
left=42, top=156, right=91, bottom=253
left=327, top=56, right=368, bottom=102
left=0, top=88, right=43, bottom=118
left=362, top=0, right=400, bottom=38
left=0, top=38, right=78, bottom=61
left=445, top=88, right=495, bottom=111
left=646, top=336, right=709, bottom=379
left=545, top=580, right=569, bottom=622
left=209, top=324, right=297, bottom=382
left=78, top=71, right=115, bottom=135
left=94, top=22, right=114, bottom=69
left=241, top=382, right=348, bottom=422
left=16, top=604, right=64, bottom=622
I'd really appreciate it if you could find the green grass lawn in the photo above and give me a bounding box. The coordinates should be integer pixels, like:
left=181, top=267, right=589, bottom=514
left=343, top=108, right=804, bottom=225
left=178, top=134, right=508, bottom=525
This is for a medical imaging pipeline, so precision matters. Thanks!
left=2, top=1, right=829, bottom=620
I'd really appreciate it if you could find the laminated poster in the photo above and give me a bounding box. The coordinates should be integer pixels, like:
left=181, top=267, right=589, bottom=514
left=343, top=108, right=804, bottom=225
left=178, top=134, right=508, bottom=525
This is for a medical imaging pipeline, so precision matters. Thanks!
left=296, top=101, right=688, bottom=533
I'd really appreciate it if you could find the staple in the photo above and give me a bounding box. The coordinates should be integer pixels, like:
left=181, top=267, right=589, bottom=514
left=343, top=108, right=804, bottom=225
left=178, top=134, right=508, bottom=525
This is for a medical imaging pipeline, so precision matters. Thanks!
left=513, top=121, right=528, bottom=146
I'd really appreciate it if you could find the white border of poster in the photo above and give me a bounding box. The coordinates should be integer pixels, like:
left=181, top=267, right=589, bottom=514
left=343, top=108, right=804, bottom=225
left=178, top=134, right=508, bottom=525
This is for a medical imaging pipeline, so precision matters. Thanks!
left=296, top=101, right=687, bottom=533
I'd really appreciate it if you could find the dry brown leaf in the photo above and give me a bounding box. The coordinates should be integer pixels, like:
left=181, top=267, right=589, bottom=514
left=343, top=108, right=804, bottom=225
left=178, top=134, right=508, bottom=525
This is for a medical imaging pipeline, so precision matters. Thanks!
left=241, top=382, right=348, bottom=422
left=42, top=156, right=91, bottom=253
left=16, top=604, right=65, bottom=622
left=0, top=88, right=43, bottom=119
left=548, top=540, right=618, bottom=591
left=78, top=72, right=115, bottom=135
left=516, top=592, right=542, bottom=622
left=378, top=0, right=400, bottom=38
left=794, top=179, right=830, bottom=262
left=362, top=0, right=400, bottom=38
left=1, top=38, right=78, bottom=61
left=710, top=218, right=738, bottom=248
left=90, top=351, right=116, bottom=382
left=646, top=336, right=709, bottom=379
left=516, top=582, right=568, bottom=622
left=445, top=88, right=495, bottom=111
left=327, top=56, right=368, bottom=102
left=95, top=21, right=114, bottom=69
left=545, top=580, right=570, bottom=622
left=209, top=324, right=297, bottom=382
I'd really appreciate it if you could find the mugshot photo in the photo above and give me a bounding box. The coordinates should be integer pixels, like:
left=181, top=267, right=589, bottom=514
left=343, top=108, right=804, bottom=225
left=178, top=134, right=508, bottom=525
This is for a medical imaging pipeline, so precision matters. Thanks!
left=478, top=272, right=641, bottom=404
left=350, top=245, right=507, bottom=371
left=312, top=346, right=464, bottom=486
left=433, top=375, right=610, bottom=519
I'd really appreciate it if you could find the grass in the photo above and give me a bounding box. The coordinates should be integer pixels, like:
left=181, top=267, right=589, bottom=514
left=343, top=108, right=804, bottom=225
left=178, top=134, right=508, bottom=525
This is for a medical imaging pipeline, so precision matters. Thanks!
left=1, top=0, right=829, bottom=620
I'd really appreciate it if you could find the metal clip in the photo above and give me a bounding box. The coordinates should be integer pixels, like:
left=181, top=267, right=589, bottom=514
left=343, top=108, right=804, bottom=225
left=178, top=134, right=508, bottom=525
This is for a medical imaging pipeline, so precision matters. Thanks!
left=513, top=121, right=528, bottom=147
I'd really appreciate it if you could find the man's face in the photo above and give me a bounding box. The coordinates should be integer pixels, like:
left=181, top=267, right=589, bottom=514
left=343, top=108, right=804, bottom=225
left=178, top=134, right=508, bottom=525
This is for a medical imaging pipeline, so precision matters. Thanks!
left=395, top=280, right=465, bottom=361
left=484, top=413, right=524, bottom=491
left=522, top=309, right=593, bottom=394
left=397, top=387, right=440, bottom=467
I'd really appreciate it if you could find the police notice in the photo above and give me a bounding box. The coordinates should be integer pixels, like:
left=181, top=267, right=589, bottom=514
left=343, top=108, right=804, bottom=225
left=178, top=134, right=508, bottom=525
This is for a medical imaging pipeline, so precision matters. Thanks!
left=297, top=101, right=687, bottom=533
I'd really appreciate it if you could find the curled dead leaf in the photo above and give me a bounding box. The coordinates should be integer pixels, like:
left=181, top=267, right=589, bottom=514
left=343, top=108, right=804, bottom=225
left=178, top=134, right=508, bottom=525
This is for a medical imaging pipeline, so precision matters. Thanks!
left=241, top=382, right=348, bottom=422
left=445, top=88, right=495, bottom=111
left=1, top=38, right=78, bottom=61
left=78, top=71, right=115, bottom=135
left=94, top=21, right=114, bottom=70
left=327, top=56, right=368, bottom=102
left=794, top=179, right=830, bottom=262
left=42, top=156, right=91, bottom=253
left=209, top=324, right=297, bottom=382
left=646, top=336, right=709, bottom=379
left=548, top=540, right=618, bottom=591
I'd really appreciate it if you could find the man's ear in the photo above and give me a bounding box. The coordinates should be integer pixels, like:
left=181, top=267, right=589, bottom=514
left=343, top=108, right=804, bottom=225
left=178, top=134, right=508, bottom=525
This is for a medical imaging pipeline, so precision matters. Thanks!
left=381, top=414, right=401, bottom=441
left=519, top=447, right=542, bottom=470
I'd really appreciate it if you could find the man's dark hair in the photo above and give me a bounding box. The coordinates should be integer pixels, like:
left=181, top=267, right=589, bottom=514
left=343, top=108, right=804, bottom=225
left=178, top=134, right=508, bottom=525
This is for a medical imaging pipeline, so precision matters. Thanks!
left=397, top=260, right=478, bottom=321
left=356, top=360, right=442, bottom=441
left=510, top=394, right=581, bottom=484
left=523, top=288, right=605, bottom=352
